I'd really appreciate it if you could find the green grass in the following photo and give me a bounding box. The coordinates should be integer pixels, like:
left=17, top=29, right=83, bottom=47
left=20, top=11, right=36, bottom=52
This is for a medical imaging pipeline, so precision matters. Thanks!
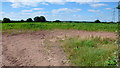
left=61, top=37, right=117, bottom=66
left=2, top=22, right=117, bottom=33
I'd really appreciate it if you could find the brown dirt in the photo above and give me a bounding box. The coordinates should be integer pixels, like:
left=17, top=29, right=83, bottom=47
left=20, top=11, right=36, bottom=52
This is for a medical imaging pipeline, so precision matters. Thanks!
left=2, top=30, right=117, bottom=66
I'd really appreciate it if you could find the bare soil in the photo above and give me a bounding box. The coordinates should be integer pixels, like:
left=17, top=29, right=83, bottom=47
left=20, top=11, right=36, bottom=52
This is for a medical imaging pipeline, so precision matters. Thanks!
left=2, top=30, right=117, bottom=66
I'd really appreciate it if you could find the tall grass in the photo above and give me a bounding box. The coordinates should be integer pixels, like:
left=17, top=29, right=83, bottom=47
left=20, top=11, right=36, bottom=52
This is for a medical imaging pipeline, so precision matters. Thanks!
left=2, top=22, right=117, bottom=33
left=61, top=37, right=117, bottom=66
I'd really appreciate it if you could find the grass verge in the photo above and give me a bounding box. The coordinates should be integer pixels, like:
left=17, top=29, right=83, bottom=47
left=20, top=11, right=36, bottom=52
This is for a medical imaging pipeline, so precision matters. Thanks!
left=61, top=37, right=117, bottom=66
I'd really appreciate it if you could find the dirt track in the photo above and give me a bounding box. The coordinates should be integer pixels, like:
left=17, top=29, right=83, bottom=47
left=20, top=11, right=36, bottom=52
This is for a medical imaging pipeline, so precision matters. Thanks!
left=2, top=30, right=117, bottom=66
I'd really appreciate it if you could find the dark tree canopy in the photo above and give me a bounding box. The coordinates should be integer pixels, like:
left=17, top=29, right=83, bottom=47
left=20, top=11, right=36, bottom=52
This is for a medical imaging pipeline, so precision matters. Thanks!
left=40, top=16, right=46, bottom=22
left=21, top=19, right=24, bottom=22
left=54, top=20, right=61, bottom=22
left=95, top=20, right=101, bottom=23
left=117, top=5, right=120, bottom=9
left=2, top=18, right=11, bottom=23
left=34, top=16, right=46, bottom=22
left=26, top=18, right=33, bottom=22
left=34, top=16, right=41, bottom=22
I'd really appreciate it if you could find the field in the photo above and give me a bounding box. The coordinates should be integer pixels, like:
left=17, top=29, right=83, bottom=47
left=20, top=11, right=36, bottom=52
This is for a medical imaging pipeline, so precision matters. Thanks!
left=2, top=22, right=118, bottom=66
left=2, top=22, right=117, bottom=32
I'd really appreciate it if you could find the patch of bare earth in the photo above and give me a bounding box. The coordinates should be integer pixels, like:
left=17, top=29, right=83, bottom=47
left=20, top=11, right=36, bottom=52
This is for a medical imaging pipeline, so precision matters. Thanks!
left=2, top=30, right=117, bottom=66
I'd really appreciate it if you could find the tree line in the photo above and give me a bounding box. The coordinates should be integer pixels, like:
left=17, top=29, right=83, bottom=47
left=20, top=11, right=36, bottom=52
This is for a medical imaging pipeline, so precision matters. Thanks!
left=1, top=16, right=117, bottom=24
left=2, top=16, right=46, bottom=23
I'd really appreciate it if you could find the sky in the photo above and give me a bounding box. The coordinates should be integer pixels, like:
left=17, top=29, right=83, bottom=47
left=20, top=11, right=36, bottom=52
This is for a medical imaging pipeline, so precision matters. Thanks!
left=0, top=0, right=119, bottom=22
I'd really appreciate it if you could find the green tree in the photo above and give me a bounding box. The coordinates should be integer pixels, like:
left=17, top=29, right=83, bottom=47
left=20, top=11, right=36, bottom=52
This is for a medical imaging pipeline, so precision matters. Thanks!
left=34, top=16, right=46, bottom=22
left=54, top=20, right=61, bottom=22
left=40, top=16, right=46, bottom=22
left=21, top=19, right=24, bottom=22
left=34, top=16, right=41, bottom=22
left=95, top=20, right=101, bottom=23
left=26, top=18, right=33, bottom=22
left=2, top=18, right=11, bottom=23
left=117, top=5, right=120, bottom=9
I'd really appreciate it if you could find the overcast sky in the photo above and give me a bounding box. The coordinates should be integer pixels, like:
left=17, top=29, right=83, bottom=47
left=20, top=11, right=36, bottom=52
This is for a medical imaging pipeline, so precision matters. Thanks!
left=0, top=0, right=119, bottom=22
